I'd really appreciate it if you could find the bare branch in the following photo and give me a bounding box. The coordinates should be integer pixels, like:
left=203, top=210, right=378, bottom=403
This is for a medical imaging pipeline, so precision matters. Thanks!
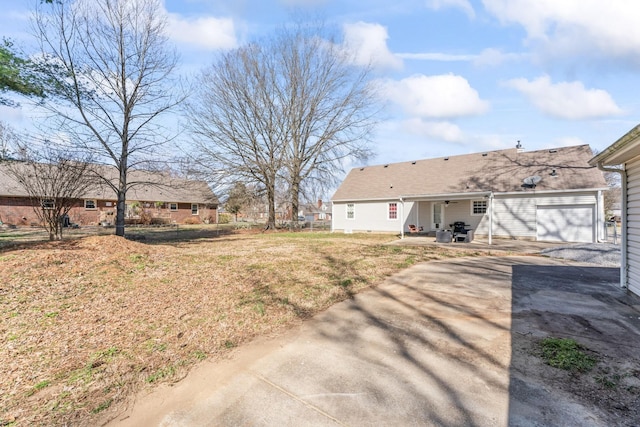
left=32, top=0, right=184, bottom=236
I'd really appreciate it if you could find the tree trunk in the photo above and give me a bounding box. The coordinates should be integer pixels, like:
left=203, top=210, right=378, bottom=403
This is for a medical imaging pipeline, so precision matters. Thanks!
left=291, top=177, right=300, bottom=231
left=115, top=190, right=126, bottom=237
left=115, top=155, right=127, bottom=236
left=266, top=182, right=277, bottom=229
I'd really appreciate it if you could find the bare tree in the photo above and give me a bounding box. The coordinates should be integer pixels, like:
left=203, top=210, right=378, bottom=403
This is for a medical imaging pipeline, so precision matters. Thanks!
left=0, top=121, right=22, bottom=160
left=187, top=43, right=287, bottom=229
left=277, top=22, right=377, bottom=226
left=4, top=144, right=94, bottom=240
left=187, top=21, right=378, bottom=230
left=603, top=170, right=622, bottom=218
left=32, top=0, right=183, bottom=236
left=225, top=182, right=251, bottom=222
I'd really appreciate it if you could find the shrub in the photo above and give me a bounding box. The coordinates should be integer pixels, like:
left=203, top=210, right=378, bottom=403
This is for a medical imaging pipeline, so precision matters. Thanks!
left=139, top=210, right=153, bottom=225
left=184, top=217, right=201, bottom=225
left=218, top=213, right=232, bottom=224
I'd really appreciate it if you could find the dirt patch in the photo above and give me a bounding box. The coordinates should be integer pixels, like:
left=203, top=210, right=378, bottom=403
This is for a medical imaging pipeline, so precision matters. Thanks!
left=512, top=333, right=640, bottom=425
left=510, top=263, right=640, bottom=426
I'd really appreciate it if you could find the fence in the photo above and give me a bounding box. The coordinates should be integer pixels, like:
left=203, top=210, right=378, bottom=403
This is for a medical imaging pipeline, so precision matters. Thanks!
left=604, top=221, right=620, bottom=244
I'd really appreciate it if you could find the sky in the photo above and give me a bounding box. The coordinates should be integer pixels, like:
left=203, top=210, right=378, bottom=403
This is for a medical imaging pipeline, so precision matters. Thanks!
left=1, top=0, right=640, bottom=169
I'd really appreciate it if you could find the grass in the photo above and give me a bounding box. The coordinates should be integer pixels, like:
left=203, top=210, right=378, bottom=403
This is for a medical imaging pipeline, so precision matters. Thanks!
left=540, top=337, right=597, bottom=373
left=0, top=226, right=482, bottom=426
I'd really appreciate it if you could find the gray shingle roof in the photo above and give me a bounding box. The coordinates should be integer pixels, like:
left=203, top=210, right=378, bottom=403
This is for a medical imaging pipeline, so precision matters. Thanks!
left=332, top=145, right=607, bottom=201
left=0, top=162, right=218, bottom=205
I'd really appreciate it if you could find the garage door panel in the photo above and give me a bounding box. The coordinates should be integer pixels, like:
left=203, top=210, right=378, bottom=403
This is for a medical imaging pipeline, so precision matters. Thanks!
left=536, top=206, right=594, bottom=243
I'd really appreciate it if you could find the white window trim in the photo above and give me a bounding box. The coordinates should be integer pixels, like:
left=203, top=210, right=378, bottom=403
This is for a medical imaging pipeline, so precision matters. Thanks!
left=84, top=199, right=97, bottom=210
left=169, top=202, right=178, bottom=212
left=191, top=203, right=199, bottom=215
left=346, top=203, right=355, bottom=220
left=42, top=199, right=54, bottom=210
left=388, top=202, right=398, bottom=220
left=471, top=199, right=487, bottom=216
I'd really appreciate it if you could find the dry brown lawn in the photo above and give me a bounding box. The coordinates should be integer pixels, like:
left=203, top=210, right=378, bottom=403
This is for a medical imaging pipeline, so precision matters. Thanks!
left=0, top=227, right=482, bottom=426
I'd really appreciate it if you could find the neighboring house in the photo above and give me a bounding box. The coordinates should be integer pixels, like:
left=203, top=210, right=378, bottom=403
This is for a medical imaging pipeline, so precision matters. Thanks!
left=0, top=162, right=218, bottom=227
left=299, top=199, right=332, bottom=222
left=332, top=144, right=608, bottom=243
left=589, top=124, right=640, bottom=297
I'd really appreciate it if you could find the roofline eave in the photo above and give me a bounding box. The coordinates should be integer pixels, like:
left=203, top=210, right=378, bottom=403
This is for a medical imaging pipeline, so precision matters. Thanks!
left=590, top=124, right=640, bottom=166
left=332, top=187, right=606, bottom=203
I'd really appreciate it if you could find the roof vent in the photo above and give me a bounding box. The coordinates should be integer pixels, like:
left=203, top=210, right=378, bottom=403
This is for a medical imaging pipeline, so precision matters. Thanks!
left=411, top=161, right=416, bottom=165
left=516, top=140, right=525, bottom=153
left=482, top=153, right=488, bottom=157
left=384, top=164, right=389, bottom=168
left=550, top=169, right=557, bottom=177
left=444, top=157, right=449, bottom=161
left=549, top=149, right=557, bottom=153
left=360, top=167, right=364, bottom=171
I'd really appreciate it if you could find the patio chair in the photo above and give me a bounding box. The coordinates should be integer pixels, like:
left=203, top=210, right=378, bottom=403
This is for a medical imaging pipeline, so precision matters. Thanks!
left=408, top=224, right=424, bottom=233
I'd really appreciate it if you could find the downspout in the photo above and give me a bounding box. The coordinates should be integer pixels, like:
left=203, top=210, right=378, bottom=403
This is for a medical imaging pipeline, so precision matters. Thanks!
left=400, top=197, right=404, bottom=239
left=596, top=162, right=627, bottom=289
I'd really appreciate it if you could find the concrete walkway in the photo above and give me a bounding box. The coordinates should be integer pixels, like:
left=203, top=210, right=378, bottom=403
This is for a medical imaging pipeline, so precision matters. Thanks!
left=390, top=235, right=570, bottom=254
left=107, top=256, right=639, bottom=427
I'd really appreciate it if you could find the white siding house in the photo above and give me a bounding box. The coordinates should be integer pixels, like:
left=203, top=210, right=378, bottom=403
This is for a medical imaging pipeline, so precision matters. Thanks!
left=333, top=145, right=607, bottom=244
left=589, top=124, right=640, bottom=297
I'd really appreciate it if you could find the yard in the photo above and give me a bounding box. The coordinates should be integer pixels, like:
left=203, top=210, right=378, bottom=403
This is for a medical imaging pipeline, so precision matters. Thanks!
left=0, top=226, right=485, bottom=426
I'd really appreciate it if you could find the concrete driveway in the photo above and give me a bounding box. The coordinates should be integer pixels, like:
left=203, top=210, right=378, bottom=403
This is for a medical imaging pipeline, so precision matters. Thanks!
left=107, top=256, right=640, bottom=427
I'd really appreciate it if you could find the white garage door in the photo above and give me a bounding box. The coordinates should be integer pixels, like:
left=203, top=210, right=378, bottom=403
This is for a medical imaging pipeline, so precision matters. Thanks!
left=536, top=205, right=594, bottom=243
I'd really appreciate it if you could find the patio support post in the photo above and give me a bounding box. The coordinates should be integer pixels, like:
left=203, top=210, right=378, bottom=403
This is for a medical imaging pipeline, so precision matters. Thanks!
left=400, top=197, right=404, bottom=239
left=488, top=192, right=494, bottom=245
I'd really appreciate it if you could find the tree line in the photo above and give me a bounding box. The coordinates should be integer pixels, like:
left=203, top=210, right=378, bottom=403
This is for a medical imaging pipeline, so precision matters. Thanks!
left=0, top=0, right=378, bottom=237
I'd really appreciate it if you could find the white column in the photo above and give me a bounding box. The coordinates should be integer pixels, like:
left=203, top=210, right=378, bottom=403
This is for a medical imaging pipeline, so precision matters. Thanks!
left=488, top=193, right=494, bottom=245
left=400, top=198, right=404, bottom=239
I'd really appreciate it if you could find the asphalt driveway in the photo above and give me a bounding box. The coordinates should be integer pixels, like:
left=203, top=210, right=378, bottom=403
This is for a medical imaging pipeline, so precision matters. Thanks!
left=107, top=256, right=640, bottom=426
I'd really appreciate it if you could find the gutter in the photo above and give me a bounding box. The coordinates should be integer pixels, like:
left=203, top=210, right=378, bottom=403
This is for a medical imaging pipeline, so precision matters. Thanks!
left=595, top=161, right=627, bottom=289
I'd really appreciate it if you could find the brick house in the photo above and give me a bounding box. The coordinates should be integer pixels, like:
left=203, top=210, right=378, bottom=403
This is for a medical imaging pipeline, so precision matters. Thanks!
left=0, top=162, right=218, bottom=227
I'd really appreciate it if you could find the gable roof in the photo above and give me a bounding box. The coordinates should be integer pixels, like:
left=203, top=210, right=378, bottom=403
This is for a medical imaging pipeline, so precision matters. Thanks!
left=0, top=162, right=218, bottom=205
left=332, top=144, right=607, bottom=201
left=300, top=201, right=332, bottom=215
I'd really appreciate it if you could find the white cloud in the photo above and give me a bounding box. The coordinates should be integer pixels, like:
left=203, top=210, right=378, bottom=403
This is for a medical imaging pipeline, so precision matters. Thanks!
left=505, top=75, right=624, bottom=120
left=342, top=22, right=403, bottom=70
left=396, top=52, right=476, bottom=61
left=483, top=0, right=640, bottom=64
left=167, top=14, right=237, bottom=50
left=403, top=118, right=465, bottom=142
left=395, top=48, right=526, bottom=67
left=473, top=48, right=526, bottom=67
left=427, top=0, right=475, bottom=19
left=381, top=74, right=490, bottom=119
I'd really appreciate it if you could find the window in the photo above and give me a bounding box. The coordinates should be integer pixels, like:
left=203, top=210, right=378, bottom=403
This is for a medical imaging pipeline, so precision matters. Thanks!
left=191, top=203, right=198, bottom=215
left=346, top=203, right=355, bottom=220
left=42, top=199, right=54, bottom=209
left=84, top=199, right=97, bottom=210
left=472, top=200, right=487, bottom=215
left=388, top=202, right=398, bottom=220
left=169, top=203, right=178, bottom=211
